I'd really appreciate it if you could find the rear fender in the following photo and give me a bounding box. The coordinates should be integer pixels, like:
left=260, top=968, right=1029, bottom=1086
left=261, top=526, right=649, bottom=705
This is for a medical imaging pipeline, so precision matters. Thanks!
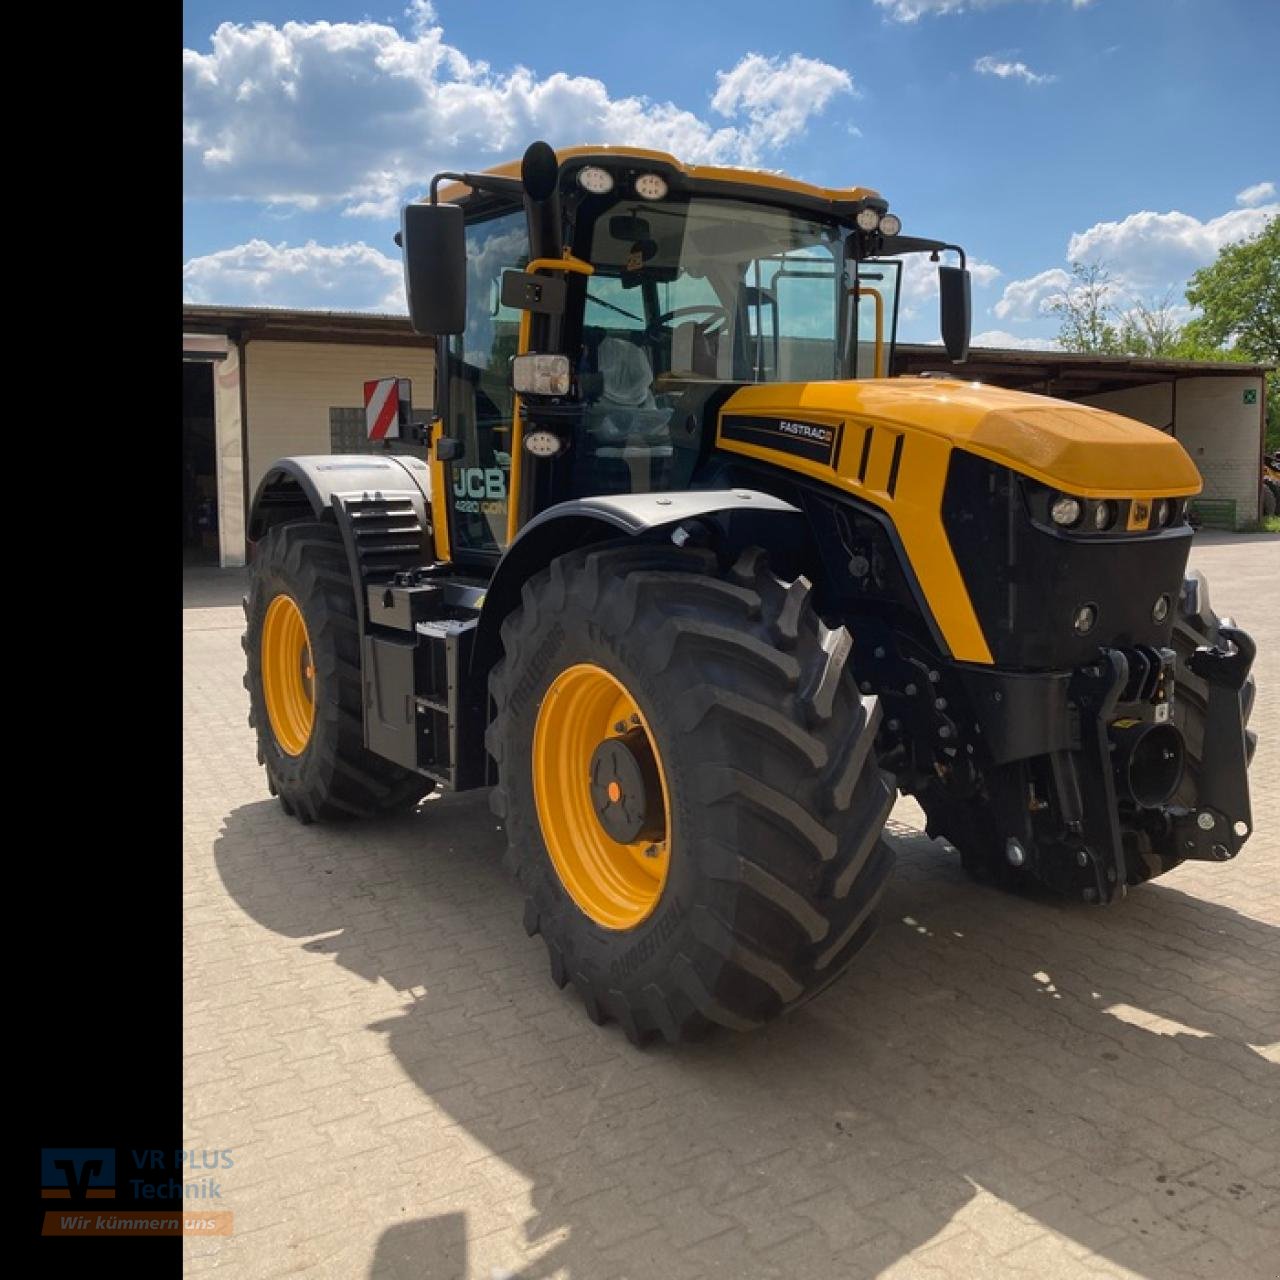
left=247, top=454, right=431, bottom=543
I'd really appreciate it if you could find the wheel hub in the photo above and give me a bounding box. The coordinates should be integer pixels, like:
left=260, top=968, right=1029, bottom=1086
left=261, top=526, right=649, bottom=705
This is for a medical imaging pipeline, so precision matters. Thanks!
left=261, top=593, right=316, bottom=756
left=589, top=729, right=665, bottom=845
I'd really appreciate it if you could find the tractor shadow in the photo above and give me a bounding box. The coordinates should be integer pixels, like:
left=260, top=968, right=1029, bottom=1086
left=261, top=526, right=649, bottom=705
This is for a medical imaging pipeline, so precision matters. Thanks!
left=214, top=794, right=1279, bottom=1279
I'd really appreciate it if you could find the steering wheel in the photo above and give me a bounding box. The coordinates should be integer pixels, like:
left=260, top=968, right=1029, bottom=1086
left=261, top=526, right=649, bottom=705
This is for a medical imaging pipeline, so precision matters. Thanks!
left=647, top=304, right=729, bottom=338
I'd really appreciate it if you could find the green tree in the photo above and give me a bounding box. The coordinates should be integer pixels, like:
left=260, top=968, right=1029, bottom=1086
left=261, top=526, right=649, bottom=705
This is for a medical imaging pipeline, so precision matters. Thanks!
left=1117, top=291, right=1186, bottom=357
left=1183, top=216, right=1279, bottom=359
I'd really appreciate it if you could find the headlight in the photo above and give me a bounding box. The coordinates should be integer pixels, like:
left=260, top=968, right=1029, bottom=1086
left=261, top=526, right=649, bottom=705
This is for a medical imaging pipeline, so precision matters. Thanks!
left=511, top=353, right=571, bottom=397
left=633, top=172, right=668, bottom=201
left=1155, top=497, right=1176, bottom=527
left=855, top=207, right=882, bottom=232
left=524, top=429, right=564, bottom=458
left=1050, top=494, right=1083, bottom=527
left=880, top=213, right=902, bottom=237
left=576, top=165, right=614, bottom=195
left=1093, top=500, right=1117, bottom=531
left=1073, top=603, right=1098, bottom=635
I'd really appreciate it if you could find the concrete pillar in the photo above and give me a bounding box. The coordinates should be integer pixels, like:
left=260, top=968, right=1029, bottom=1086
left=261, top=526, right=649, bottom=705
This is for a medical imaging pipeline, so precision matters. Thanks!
left=213, top=342, right=246, bottom=567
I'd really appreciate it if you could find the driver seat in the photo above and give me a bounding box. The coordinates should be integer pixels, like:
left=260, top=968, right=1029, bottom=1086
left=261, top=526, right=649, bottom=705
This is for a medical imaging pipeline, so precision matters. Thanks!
left=670, top=321, right=719, bottom=378
left=588, top=339, right=670, bottom=447
left=598, top=336, right=657, bottom=409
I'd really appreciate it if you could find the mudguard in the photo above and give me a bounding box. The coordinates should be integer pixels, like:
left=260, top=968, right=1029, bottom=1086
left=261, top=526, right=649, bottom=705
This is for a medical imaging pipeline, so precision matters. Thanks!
left=472, top=489, right=802, bottom=677
left=246, top=454, right=432, bottom=541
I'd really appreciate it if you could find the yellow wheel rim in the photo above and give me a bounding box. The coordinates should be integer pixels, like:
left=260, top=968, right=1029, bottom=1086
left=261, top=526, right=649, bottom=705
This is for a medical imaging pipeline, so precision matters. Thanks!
left=261, top=593, right=316, bottom=756
left=532, top=663, right=671, bottom=930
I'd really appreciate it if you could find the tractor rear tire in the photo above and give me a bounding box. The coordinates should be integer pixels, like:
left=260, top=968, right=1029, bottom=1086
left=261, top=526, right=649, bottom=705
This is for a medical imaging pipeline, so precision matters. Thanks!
left=243, top=521, right=431, bottom=822
left=486, top=541, right=897, bottom=1043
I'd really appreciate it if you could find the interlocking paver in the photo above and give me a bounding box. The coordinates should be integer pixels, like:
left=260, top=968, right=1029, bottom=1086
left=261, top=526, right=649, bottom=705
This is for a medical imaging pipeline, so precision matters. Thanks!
left=184, top=536, right=1280, bottom=1277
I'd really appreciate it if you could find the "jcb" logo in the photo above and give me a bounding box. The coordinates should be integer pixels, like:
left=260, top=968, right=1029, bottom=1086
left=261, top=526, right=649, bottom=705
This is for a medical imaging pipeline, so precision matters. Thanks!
left=1127, top=499, right=1152, bottom=532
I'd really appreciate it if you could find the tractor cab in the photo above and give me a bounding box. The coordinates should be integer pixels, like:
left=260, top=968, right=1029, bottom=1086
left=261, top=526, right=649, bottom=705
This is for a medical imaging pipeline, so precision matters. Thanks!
left=402, top=143, right=971, bottom=566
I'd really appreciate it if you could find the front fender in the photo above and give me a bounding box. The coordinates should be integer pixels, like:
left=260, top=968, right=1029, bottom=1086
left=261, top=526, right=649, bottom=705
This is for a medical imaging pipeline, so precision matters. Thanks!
left=472, top=489, right=801, bottom=678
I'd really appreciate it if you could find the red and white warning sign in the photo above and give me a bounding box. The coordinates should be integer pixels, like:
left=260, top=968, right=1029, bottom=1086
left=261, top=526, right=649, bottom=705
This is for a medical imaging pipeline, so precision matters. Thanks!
left=364, top=377, right=411, bottom=441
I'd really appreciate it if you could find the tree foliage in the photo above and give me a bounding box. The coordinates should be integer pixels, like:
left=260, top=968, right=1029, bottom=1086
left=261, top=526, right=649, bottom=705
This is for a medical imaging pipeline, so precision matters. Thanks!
left=1183, top=216, right=1279, bottom=362
left=1047, top=261, right=1122, bottom=354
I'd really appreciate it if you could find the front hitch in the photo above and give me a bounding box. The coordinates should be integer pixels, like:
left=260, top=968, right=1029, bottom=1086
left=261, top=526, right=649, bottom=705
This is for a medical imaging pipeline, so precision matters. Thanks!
left=1068, top=652, right=1130, bottom=904
left=1176, top=625, right=1256, bottom=861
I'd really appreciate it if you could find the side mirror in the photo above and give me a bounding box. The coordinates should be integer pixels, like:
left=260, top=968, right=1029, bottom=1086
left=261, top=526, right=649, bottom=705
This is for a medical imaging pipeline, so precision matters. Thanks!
left=401, top=202, right=466, bottom=335
left=939, top=265, right=971, bottom=364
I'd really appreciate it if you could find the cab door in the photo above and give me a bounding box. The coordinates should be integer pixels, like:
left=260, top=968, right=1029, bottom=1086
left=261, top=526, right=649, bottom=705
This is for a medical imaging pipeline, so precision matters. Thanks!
left=440, top=209, right=529, bottom=561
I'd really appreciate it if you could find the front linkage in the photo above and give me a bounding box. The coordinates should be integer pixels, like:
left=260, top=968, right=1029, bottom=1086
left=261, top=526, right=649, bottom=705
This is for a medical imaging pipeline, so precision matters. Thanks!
left=864, top=574, right=1256, bottom=904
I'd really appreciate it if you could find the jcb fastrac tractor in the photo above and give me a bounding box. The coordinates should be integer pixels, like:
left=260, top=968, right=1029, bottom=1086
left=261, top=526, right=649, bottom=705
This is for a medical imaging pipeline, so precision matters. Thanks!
left=244, top=143, right=1257, bottom=1043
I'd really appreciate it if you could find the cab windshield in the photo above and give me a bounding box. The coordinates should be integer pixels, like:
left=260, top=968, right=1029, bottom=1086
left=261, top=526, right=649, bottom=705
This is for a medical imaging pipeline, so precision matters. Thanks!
left=579, top=197, right=850, bottom=384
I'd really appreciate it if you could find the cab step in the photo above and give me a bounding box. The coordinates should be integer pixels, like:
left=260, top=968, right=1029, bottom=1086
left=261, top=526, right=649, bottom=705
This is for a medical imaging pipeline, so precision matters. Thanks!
left=361, top=573, right=489, bottom=791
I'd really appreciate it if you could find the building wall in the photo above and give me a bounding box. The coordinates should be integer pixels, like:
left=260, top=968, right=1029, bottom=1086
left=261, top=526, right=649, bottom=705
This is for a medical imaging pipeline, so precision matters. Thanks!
left=1076, top=382, right=1173, bottom=430
left=1173, top=376, right=1263, bottom=525
left=244, top=340, right=436, bottom=496
left=1078, top=375, right=1262, bottom=526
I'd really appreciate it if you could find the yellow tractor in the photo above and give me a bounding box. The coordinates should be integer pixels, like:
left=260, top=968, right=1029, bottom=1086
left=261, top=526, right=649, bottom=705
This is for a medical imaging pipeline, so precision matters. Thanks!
left=243, top=143, right=1257, bottom=1042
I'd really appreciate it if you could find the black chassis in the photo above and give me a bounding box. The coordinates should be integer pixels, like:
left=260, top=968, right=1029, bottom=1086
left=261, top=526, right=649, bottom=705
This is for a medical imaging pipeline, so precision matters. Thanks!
left=841, top=465, right=1254, bottom=905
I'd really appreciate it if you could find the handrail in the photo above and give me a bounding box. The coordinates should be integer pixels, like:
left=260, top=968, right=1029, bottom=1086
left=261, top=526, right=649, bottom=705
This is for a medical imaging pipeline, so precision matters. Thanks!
left=849, top=284, right=885, bottom=379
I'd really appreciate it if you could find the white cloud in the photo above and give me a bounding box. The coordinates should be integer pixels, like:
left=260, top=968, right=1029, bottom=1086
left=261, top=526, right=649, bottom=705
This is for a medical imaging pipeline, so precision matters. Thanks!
left=875, top=0, right=1093, bottom=21
left=993, top=266, right=1071, bottom=320
left=1236, top=180, right=1276, bottom=208
left=892, top=251, right=1000, bottom=326
left=993, top=191, right=1278, bottom=338
left=182, top=239, right=406, bottom=312
left=710, top=53, right=853, bottom=150
left=183, top=16, right=853, bottom=217
left=971, top=328, right=1062, bottom=350
left=404, top=1, right=436, bottom=35
left=1066, top=202, right=1278, bottom=291
left=974, top=55, right=1055, bottom=85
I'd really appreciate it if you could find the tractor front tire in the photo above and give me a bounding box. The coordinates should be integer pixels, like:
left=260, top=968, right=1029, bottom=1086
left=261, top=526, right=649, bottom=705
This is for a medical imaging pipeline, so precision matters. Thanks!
left=243, top=521, right=430, bottom=822
left=486, top=541, right=897, bottom=1043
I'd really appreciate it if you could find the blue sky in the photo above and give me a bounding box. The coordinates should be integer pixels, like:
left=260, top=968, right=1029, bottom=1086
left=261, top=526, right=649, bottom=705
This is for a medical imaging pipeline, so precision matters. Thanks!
left=183, top=0, right=1279, bottom=347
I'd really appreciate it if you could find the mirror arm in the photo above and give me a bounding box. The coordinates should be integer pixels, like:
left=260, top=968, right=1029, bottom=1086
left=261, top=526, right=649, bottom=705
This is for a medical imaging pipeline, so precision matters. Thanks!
left=426, top=171, right=524, bottom=205
left=873, top=235, right=967, bottom=270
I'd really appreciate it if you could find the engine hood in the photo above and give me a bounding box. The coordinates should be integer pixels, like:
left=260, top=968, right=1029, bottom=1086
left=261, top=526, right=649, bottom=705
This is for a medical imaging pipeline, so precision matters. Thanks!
left=723, top=377, right=1202, bottom=499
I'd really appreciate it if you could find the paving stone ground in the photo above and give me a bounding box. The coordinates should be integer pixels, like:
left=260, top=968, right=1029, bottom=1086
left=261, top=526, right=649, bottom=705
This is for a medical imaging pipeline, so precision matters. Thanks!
left=183, top=531, right=1279, bottom=1279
